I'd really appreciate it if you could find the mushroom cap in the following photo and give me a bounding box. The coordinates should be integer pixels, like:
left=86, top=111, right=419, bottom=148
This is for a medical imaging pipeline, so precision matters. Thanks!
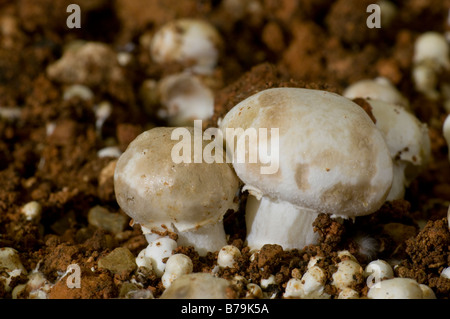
left=367, top=99, right=431, bottom=175
left=219, top=88, right=393, bottom=218
left=157, top=72, right=214, bottom=126
left=114, top=127, right=239, bottom=233
left=150, top=18, right=223, bottom=74
left=343, top=77, right=409, bottom=109
left=413, top=31, right=450, bottom=69
left=160, top=273, right=232, bottom=299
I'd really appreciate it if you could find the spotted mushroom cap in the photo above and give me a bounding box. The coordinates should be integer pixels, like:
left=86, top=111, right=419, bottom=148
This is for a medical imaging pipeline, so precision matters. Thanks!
left=219, top=88, right=394, bottom=218
left=114, top=127, right=240, bottom=233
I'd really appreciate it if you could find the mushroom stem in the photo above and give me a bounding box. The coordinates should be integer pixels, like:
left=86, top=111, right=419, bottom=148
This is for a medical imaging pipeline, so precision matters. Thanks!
left=176, top=221, right=228, bottom=257
left=245, top=195, right=320, bottom=250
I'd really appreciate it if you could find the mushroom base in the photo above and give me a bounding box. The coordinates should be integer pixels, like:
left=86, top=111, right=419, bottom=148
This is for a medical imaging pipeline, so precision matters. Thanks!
left=245, top=195, right=320, bottom=250
left=176, top=221, right=228, bottom=257
left=142, top=221, right=228, bottom=257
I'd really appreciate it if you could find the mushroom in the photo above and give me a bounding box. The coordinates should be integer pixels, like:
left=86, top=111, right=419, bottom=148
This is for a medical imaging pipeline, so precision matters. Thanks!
left=161, top=254, right=194, bottom=288
left=364, top=259, right=394, bottom=286
left=444, top=114, right=450, bottom=161
left=219, top=88, right=393, bottom=250
left=368, top=278, right=436, bottom=299
left=342, top=77, right=410, bottom=110
left=217, top=245, right=242, bottom=268
left=412, top=32, right=450, bottom=99
left=156, top=72, right=215, bottom=127
left=364, top=99, right=431, bottom=200
left=114, top=127, right=240, bottom=256
left=150, top=18, right=223, bottom=75
left=160, top=273, right=233, bottom=299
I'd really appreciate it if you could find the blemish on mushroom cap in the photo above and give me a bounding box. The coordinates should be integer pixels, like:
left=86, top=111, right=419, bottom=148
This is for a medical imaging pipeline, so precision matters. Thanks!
left=114, top=127, right=240, bottom=233
left=220, top=88, right=393, bottom=217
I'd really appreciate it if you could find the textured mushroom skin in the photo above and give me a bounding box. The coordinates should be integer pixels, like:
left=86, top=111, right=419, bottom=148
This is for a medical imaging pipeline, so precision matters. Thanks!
left=220, top=88, right=394, bottom=217
left=114, top=127, right=239, bottom=233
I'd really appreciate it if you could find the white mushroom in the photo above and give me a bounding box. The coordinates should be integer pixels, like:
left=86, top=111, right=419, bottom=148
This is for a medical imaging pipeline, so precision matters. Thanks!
left=156, top=72, right=215, bottom=127
left=219, top=88, right=393, bottom=250
left=332, top=259, right=363, bottom=290
left=365, top=99, right=431, bottom=200
left=337, top=288, right=359, bottom=299
left=150, top=19, right=223, bottom=75
left=444, top=114, right=450, bottom=161
left=160, top=273, right=233, bottom=299
left=283, top=266, right=330, bottom=299
left=412, top=32, right=450, bottom=99
left=114, top=127, right=240, bottom=256
left=368, top=278, right=435, bottom=299
left=161, top=254, right=193, bottom=288
left=342, top=77, right=410, bottom=109
left=0, top=247, right=27, bottom=292
left=413, top=31, right=450, bottom=71
left=364, top=259, right=394, bottom=286
left=138, top=237, right=177, bottom=277
left=217, top=245, right=242, bottom=268
left=21, top=201, right=42, bottom=223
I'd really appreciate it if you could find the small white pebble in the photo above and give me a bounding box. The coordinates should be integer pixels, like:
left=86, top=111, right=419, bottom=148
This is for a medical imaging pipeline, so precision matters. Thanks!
left=21, top=201, right=42, bottom=222
left=161, top=254, right=193, bottom=288
left=217, top=245, right=241, bottom=268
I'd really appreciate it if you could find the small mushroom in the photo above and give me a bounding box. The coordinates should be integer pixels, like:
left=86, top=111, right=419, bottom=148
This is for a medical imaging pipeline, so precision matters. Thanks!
left=114, top=127, right=240, bottom=256
left=219, top=88, right=393, bottom=250
left=368, top=278, right=435, bottom=299
left=160, top=273, right=233, bottom=299
left=156, top=72, right=215, bottom=127
left=161, top=254, right=194, bottom=288
left=412, top=32, right=450, bottom=99
left=150, top=18, right=223, bottom=75
left=443, top=114, right=450, bottom=161
left=365, top=99, right=431, bottom=200
left=342, top=77, right=410, bottom=110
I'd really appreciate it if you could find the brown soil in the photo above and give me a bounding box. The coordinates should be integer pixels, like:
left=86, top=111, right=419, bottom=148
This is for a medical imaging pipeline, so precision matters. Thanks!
left=0, top=0, right=449, bottom=299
